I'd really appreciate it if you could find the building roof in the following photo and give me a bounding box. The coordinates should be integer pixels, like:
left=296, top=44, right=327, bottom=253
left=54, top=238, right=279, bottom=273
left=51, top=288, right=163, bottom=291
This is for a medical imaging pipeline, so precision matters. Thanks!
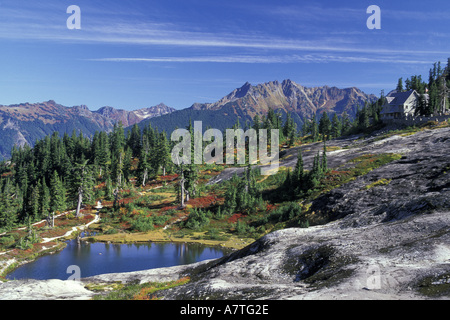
left=388, top=89, right=415, bottom=106
left=381, top=90, right=429, bottom=115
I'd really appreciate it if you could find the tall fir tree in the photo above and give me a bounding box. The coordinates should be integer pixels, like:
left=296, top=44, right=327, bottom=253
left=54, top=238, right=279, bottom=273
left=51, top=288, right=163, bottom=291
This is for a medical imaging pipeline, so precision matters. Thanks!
left=0, top=178, right=18, bottom=229
left=322, top=141, right=328, bottom=173
left=396, top=77, right=404, bottom=92
left=50, top=170, right=66, bottom=214
left=331, top=113, right=342, bottom=139
left=318, top=112, right=331, bottom=140
left=283, top=112, right=297, bottom=147
left=293, top=149, right=304, bottom=195
left=127, top=123, right=142, bottom=158
left=341, top=111, right=351, bottom=135
left=69, top=160, right=94, bottom=218
left=39, top=177, right=50, bottom=219
left=310, top=114, right=319, bottom=142
left=157, top=131, right=171, bottom=176
left=137, top=135, right=152, bottom=187
left=110, top=122, right=126, bottom=185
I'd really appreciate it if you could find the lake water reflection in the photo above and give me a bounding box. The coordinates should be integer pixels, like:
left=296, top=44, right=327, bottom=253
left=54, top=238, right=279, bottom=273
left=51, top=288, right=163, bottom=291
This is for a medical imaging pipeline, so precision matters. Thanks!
left=6, top=239, right=230, bottom=280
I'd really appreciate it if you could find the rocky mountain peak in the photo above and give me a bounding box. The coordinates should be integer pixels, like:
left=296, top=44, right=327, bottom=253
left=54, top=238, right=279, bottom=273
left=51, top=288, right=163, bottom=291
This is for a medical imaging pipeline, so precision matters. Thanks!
left=0, top=101, right=175, bottom=160
left=234, top=81, right=253, bottom=98
left=205, top=79, right=377, bottom=119
left=133, top=103, right=176, bottom=120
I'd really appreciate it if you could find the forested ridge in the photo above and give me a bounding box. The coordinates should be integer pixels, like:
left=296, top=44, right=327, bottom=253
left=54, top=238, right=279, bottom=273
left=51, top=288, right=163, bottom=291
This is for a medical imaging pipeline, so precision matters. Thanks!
left=1, top=59, right=448, bottom=235
left=0, top=122, right=172, bottom=230
left=0, top=96, right=382, bottom=232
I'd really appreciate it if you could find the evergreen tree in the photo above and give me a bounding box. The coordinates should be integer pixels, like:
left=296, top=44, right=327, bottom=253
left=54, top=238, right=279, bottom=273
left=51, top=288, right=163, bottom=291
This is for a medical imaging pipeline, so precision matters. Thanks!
left=137, top=136, right=152, bottom=187
left=310, top=115, right=319, bottom=142
left=358, top=104, right=370, bottom=130
left=172, top=150, right=187, bottom=208
left=50, top=170, right=66, bottom=214
left=110, top=122, right=126, bottom=185
left=104, top=176, right=113, bottom=201
left=184, top=164, right=199, bottom=202
left=308, top=151, right=322, bottom=189
left=291, top=149, right=304, bottom=196
left=396, top=77, right=404, bottom=92
left=178, top=120, right=199, bottom=202
left=223, top=176, right=238, bottom=214
left=293, top=150, right=304, bottom=182
left=49, top=132, right=61, bottom=175
left=69, top=160, right=94, bottom=218
left=429, top=82, right=439, bottom=114
left=35, top=135, right=51, bottom=179
left=266, top=108, right=277, bottom=129
left=26, top=161, right=37, bottom=185
left=363, top=104, right=370, bottom=129
left=127, top=123, right=142, bottom=158
left=262, top=113, right=274, bottom=152
left=155, top=131, right=171, bottom=176
left=252, top=114, right=261, bottom=132
left=223, top=166, right=261, bottom=214
left=322, top=141, right=328, bottom=173
left=91, top=131, right=110, bottom=177
left=96, top=131, right=111, bottom=176
left=113, top=149, right=124, bottom=187
left=63, top=131, right=75, bottom=162
left=16, top=164, right=28, bottom=199
left=283, top=168, right=293, bottom=191
left=122, top=147, right=133, bottom=184
left=39, top=177, right=50, bottom=219
left=341, top=111, right=351, bottom=135
left=331, top=113, right=342, bottom=139
left=319, top=112, right=331, bottom=140
left=0, top=178, right=18, bottom=229
left=283, top=112, right=297, bottom=146
left=415, top=93, right=429, bottom=116
left=25, top=183, right=40, bottom=221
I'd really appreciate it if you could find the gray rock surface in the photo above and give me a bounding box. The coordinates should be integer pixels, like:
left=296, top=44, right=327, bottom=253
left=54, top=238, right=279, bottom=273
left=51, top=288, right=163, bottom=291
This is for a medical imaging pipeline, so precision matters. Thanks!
left=0, top=279, right=94, bottom=300
left=1, top=126, right=449, bottom=300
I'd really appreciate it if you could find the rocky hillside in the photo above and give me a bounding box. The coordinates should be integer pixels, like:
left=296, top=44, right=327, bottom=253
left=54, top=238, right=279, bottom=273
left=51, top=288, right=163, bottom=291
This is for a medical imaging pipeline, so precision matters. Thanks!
left=1, top=124, right=449, bottom=300
left=96, top=103, right=175, bottom=127
left=152, top=125, right=449, bottom=300
left=0, top=100, right=175, bottom=160
left=193, top=80, right=377, bottom=118
left=0, top=80, right=374, bottom=160
left=145, top=80, right=377, bottom=134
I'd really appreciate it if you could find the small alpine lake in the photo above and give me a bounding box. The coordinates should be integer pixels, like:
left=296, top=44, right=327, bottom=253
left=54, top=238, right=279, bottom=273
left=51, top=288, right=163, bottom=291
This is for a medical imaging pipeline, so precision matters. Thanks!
left=6, top=236, right=231, bottom=281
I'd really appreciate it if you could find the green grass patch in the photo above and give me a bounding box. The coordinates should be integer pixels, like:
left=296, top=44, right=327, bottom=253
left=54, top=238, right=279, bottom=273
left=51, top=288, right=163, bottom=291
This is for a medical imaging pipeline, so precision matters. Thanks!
left=416, top=273, right=450, bottom=298
left=363, top=178, right=392, bottom=190
left=91, top=277, right=191, bottom=300
left=305, top=153, right=401, bottom=201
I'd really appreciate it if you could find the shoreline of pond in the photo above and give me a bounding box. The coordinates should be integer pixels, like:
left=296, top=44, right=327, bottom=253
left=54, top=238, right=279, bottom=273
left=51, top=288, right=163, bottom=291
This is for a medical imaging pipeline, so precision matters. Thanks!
left=1, top=230, right=244, bottom=281
left=1, top=213, right=254, bottom=281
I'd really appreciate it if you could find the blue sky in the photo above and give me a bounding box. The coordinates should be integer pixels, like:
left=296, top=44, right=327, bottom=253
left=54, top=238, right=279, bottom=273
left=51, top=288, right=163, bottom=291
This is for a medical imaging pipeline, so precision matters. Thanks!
left=1, top=0, right=449, bottom=110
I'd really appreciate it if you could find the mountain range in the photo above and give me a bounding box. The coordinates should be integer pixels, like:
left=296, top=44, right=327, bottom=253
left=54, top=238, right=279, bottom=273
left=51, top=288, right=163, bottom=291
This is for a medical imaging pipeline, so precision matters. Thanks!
left=143, top=79, right=377, bottom=134
left=0, top=100, right=175, bottom=160
left=0, top=79, right=377, bottom=160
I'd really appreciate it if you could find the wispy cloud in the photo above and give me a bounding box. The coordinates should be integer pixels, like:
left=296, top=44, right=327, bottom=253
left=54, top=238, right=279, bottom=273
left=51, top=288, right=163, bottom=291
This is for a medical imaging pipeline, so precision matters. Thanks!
left=1, top=1, right=447, bottom=67
left=89, top=54, right=435, bottom=65
left=0, top=5, right=446, bottom=58
left=383, top=9, right=450, bottom=21
left=19, top=25, right=443, bottom=58
left=254, top=4, right=362, bottom=22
